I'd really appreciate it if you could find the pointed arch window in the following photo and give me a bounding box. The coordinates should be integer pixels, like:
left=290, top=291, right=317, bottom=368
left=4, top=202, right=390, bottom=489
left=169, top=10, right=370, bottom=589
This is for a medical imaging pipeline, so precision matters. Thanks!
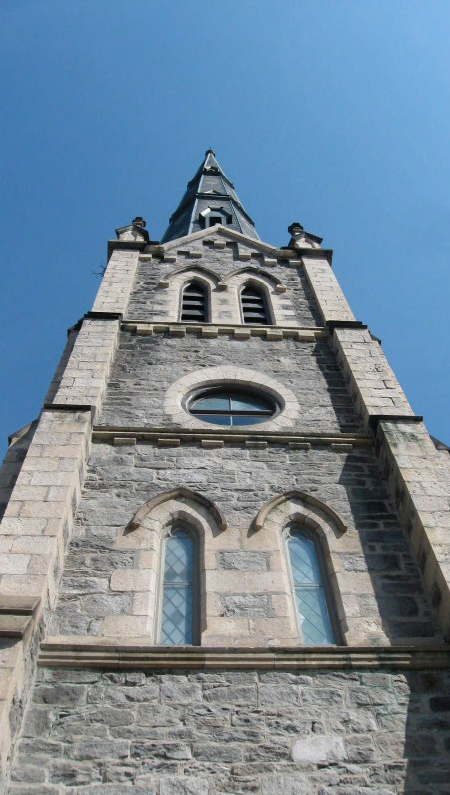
left=159, top=527, right=198, bottom=645
left=287, top=527, right=335, bottom=645
left=181, top=281, right=208, bottom=323
left=240, top=284, right=270, bottom=325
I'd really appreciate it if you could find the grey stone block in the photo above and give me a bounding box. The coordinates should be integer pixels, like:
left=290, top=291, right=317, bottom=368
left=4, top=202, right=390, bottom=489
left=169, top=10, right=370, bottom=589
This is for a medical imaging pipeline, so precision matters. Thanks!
left=216, top=551, right=269, bottom=571
left=220, top=593, right=274, bottom=617
left=159, top=777, right=209, bottom=795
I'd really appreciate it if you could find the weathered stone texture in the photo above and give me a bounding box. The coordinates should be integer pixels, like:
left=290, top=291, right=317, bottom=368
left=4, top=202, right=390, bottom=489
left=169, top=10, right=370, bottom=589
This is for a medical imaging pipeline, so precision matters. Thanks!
left=51, top=319, right=120, bottom=414
left=7, top=667, right=450, bottom=794
left=302, top=256, right=355, bottom=323
left=92, top=249, right=140, bottom=316
left=377, top=420, right=450, bottom=640
left=98, top=331, right=361, bottom=433
left=49, top=442, right=440, bottom=646
left=126, top=244, right=322, bottom=328
left=332, top=328, right=414, bottom=423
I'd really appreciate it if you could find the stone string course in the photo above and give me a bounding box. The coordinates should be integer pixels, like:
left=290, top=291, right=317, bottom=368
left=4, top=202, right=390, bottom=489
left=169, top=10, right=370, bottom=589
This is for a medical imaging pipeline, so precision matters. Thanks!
left=7, top=666, right=450, bottom=795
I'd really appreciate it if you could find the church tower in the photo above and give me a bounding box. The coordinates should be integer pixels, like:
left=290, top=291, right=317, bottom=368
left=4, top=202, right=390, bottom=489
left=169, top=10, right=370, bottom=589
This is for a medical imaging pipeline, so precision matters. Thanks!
left=1, top=152, right=450, bottom=793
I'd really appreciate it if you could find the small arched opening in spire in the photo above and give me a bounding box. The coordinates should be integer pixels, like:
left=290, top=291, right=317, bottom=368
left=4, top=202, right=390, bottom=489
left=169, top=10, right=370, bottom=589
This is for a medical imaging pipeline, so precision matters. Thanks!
left=240, top=282, right=271, bottom=325
left=180, top=280, right=209, bottom=323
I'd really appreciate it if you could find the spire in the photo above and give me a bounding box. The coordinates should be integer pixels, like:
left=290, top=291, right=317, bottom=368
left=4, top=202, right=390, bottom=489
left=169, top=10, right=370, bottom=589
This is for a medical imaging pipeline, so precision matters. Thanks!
left=162, top=150, right=260, bottom=243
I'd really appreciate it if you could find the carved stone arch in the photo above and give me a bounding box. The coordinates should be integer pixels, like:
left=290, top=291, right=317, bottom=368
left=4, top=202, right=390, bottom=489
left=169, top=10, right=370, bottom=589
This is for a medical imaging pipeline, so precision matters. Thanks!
left=253, top=490, right=347, bottom=535
left=252, top=490, right=350, bottom=643
left=112, top=488, right=228, bottom=644
left=161, top=264, right=223, bottom=288
left=128, top=487, right=227, bottom=533
left=224, top=265, right=285, bottom=292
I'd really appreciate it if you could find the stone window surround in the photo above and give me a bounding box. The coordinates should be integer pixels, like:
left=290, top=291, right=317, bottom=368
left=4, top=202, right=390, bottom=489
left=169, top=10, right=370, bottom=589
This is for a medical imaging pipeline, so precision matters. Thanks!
left=108, top=487, right=349, bottom=647
left=256, top=492, right=349, bottom=644
left=113, top=488, right=227, bottom=642
left=158, top=265, right=291, bottom=326
left=163, top=366, right=300, bottom=431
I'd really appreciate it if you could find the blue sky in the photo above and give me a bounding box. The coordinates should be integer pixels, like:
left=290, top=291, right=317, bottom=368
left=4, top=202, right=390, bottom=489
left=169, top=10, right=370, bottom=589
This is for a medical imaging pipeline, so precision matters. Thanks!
left=1, top=0, right=450, bottom=456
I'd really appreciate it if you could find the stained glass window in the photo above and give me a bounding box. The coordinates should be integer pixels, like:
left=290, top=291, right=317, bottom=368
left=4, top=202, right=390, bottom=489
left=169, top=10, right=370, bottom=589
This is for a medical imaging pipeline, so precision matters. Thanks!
left=287, top=530, right=335, bottom=645
left=160, top=528, right=196, bottom=645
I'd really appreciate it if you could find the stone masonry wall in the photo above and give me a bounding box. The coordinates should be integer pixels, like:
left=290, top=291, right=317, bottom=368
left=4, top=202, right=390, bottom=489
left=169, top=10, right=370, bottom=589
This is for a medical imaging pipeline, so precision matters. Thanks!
left=98, top=332, right=362, bottom=433
left=50, top=442, right=441, bottom=647
left=126, top=243, right=322, bottom=328
left=7, top=665, right=450, bottom=795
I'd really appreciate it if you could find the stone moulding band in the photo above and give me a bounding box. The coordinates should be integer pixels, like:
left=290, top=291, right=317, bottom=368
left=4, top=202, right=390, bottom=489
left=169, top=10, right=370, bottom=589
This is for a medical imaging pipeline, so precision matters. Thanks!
left=39, top=641, right=450, bottom=671
left=122, top=321, right=328, bottom=341
left=92, top=427, right=374, bottom=448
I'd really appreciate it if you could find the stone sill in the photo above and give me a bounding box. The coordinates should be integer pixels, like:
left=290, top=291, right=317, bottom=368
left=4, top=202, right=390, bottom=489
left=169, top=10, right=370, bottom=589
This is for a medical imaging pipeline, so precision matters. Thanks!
left=40, top=639, right=450, bottom=671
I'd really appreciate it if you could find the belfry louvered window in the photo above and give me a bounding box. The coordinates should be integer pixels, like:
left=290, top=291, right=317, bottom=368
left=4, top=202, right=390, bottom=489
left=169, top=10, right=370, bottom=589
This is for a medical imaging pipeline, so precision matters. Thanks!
left=160, top=527, right=198, bottom=645
left=287, top=528, right=335, bottom=645
left=240, top=284, right=269, bottom=325
left=181, top=281, right=208, bottom=323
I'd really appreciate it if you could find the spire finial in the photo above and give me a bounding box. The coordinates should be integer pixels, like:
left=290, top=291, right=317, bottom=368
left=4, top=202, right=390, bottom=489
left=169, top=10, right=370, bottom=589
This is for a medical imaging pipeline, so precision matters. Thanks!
left=205, top=148, right=216, bottom=157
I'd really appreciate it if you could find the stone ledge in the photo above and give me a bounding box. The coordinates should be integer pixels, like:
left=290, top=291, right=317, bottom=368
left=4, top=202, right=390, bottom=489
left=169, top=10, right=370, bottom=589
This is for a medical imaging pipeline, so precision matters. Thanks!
left=0, top=615, right=33, bottom=639
left=327, top=320, right=367, bottom=330
left=122, top=321, right=328, bottom=341
left=0, top=596, right=40, bottom=639
left=42, top=403, right=94, bottom=414
left=84, top=311, right=123, bottom=321
left=369, top=414, right=424, bottom=430
left=39, top=639, right=450, bottom=670
left=92, top=427, right=373, bottom=448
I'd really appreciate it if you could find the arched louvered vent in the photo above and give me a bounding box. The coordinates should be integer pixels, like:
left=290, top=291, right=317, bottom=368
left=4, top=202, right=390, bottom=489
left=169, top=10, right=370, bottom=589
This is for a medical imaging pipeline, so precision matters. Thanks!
left=181, top=282, right=208, bottom=323
left=241, top=284, right=269, bottom=325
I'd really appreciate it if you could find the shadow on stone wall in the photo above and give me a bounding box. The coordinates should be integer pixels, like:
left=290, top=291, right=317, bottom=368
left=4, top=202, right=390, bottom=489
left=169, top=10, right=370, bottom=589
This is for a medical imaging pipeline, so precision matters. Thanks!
left=5, top=665, right=450, bottom=794
left=0, top=421, right=37, bottom=520
left=338, top=453, right=442, bottom=646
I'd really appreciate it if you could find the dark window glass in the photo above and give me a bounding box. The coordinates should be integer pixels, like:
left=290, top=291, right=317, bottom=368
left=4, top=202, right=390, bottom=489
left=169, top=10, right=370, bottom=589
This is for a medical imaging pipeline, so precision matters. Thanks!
left=209, top=216, right=222, bottom=225
left=181, top=282, right=207, bottom=323
left=160, top=528, right=196, bottom=645
left=241, top=285, right=269, bottom=325
left=189, top=389, right=275, bottom=426
left=287, top=530, right=335, bottom=645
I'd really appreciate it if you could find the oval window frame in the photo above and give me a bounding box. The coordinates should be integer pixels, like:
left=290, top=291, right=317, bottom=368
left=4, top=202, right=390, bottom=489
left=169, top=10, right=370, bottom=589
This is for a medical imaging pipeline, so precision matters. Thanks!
left=184, top=384, right=280, bottom=427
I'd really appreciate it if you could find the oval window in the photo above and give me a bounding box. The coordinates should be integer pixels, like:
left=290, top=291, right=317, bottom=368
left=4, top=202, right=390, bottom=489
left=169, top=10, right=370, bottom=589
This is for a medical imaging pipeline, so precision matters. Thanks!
left=188, top=388, right=277, bottom=426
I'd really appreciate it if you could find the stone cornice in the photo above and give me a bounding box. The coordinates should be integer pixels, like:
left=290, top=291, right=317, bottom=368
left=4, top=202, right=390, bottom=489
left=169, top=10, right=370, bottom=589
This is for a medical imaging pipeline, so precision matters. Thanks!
left=39, top=639, right=450, bottom=671
left=143, top=226, right=333, bottom=263
left=91, top=427, right=372, bottom=449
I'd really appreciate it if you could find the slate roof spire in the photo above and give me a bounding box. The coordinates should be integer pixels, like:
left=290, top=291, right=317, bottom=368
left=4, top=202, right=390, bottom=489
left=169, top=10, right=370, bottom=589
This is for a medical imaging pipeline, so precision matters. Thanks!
left=162, top=150, right=260, bottom=243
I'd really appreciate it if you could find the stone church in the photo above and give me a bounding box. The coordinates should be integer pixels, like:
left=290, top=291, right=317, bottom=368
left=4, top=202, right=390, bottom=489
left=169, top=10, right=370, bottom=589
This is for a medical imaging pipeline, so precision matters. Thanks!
left=1, top=150, right=449, bottom=794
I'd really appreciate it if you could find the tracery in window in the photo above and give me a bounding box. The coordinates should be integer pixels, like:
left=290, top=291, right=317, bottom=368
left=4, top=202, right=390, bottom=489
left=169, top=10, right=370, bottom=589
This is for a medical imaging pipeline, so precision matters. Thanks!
left=181, top=281, right=208, bottom=323
left=188, top=387, right=276, bottom=426
left=240, top=284, right=270, bottom=325
left=287, top=527, right=335, bottom=645
left=160, top=526, right=198, bottom=645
